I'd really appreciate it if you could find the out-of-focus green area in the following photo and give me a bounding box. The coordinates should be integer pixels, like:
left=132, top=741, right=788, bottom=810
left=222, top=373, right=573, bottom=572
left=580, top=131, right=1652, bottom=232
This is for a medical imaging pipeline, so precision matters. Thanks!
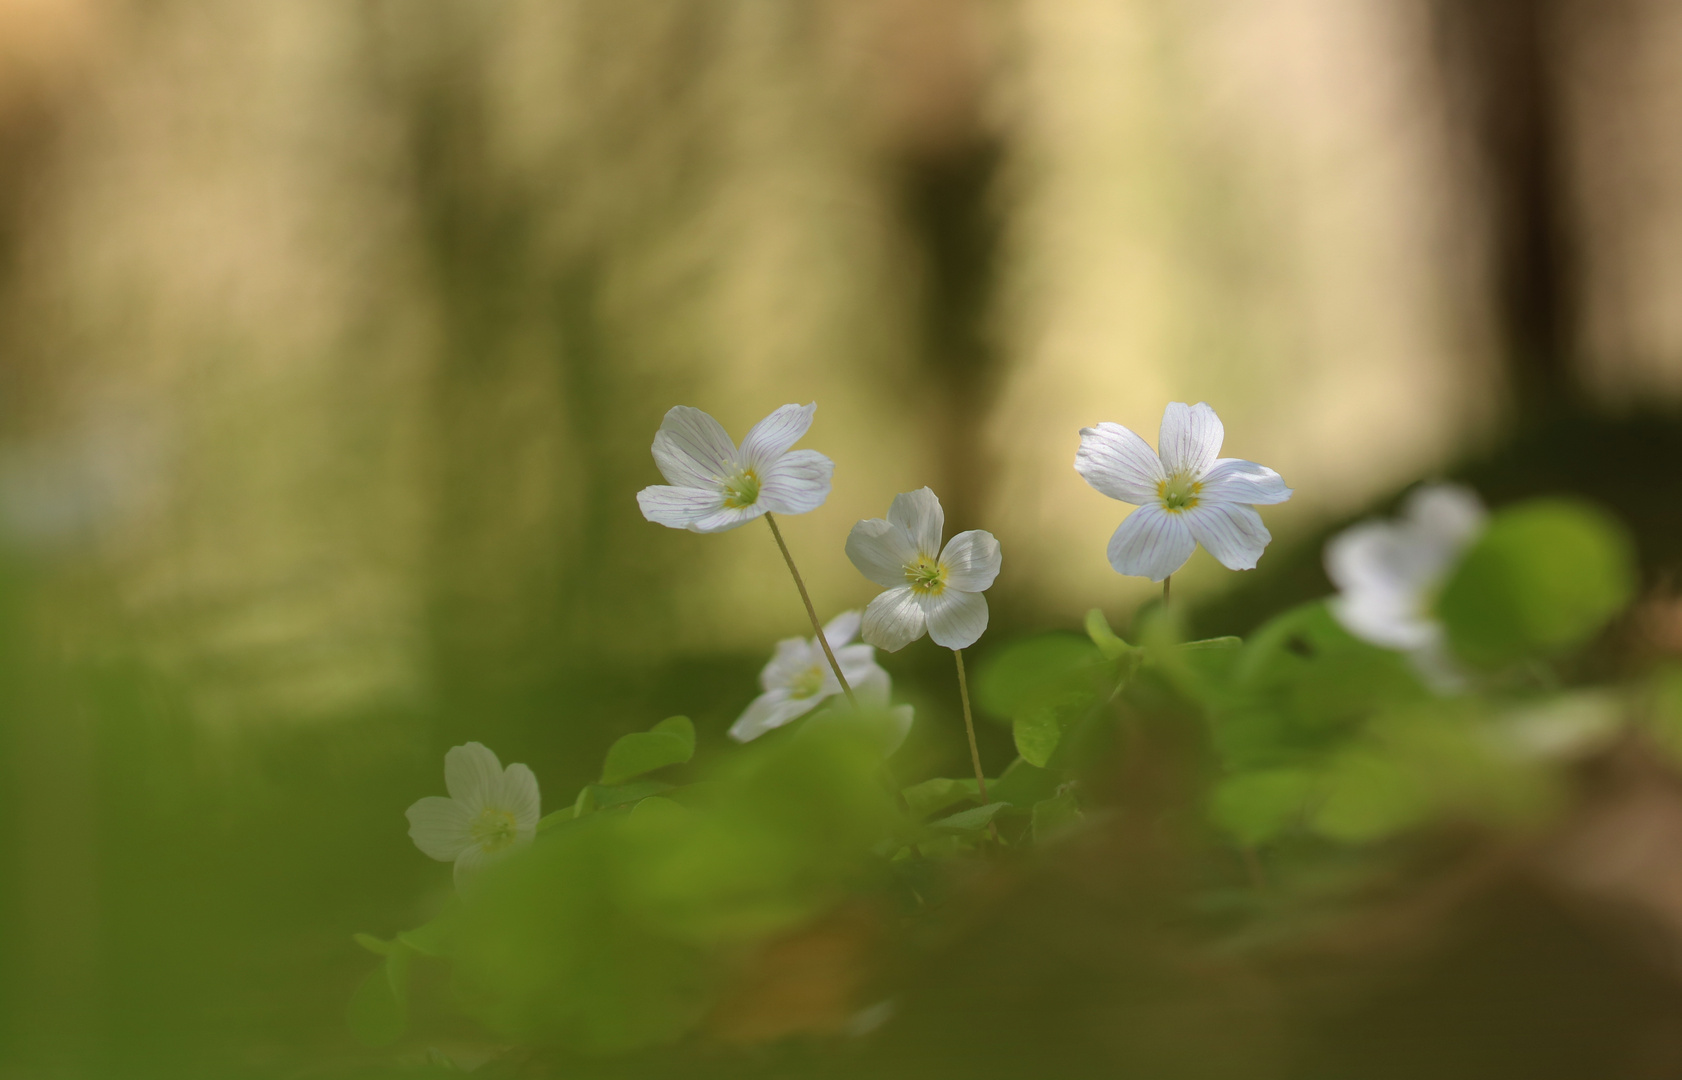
left=3, top=1, right=1682, bottom=1077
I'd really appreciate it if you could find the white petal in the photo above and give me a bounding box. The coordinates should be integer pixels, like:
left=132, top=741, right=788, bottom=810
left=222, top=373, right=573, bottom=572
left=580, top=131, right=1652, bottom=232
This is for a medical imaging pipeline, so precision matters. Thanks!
left=406, top=796, right=474, bottom=862
left=846, top=518, right=918, bottom=588
left=686, top=503, right=766, bottom=534
left=444, top=742, right=504, bottom=813
left=651, top=406, right=738, bottom=487
left=1074, top=423, right=1165, bottom=504
left=739, top=403, right=817, bottom=471
left=1183, top=501, right=1272, bottom=571
left=1106, top=504, right=1196, bottom=582
left=495, top=763, right=542, bottom=830
left=1405, top=484, right=1486, bottom=546
left=761, top=637, right=815, bottom=691
left=885, top=704, right=914, bottom=755
left=1158, top=402, right=1224, bottom=479
left=757, top=449, right=833, bottom=515
left=730, top=690, right=821, bottom=742
left=453, top=841, right=493, bottom=888
left=940, top=530, right=1001, bottom=593
left=844, top=660, right=891, bottom=706
left=862, top=586, right=927, bottom=651
left=887, top=488, right=945, bottom=557
left=921, top=588, right=989, bottom=649
left=823, top=610, right=863, bottom=648
left=1331, top=592, right=1437, bottom=651
left=1199, top=459, right=1293, bottom=506
left=637, top=484, right=725, bottom=529
left=832, top=641, right=875, bottom=670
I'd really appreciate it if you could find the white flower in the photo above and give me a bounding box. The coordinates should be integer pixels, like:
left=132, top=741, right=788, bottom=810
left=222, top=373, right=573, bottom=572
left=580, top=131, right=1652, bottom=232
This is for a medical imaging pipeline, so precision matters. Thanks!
left=636, top=403, right=834, bottom=533
left=1325, top=483, right=1487, bottom=652
left=1074, top=401, right=1293, bottom=582
left=405, top=742, right=541, bottom=886
left=844, top=487, right=1001, bottom=651
left=730, top=610, right=891, bottom=742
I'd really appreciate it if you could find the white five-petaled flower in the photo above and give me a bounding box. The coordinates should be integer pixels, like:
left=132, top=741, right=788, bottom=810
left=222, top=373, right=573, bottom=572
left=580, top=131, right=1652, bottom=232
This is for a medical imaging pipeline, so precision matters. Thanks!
left=1325, top=483, right=1487, bottom=654
left=406, top=742, right=541, bottom=887
left=636, top=403, right=834, bottom=533
left=730, top=610, right=891, bottom=743
left=845, top=487, right=1002, bottom=651
left=1074, top=402, right=1293, bottom=582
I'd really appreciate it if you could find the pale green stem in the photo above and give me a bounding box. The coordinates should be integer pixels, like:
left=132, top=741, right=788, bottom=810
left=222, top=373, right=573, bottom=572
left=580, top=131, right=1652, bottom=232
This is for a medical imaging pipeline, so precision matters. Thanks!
left=1162, top=574, right=1172, bottom=606
left=764, top=512, right=856, bottom=708
left=953, top=648, right=998, bottom=842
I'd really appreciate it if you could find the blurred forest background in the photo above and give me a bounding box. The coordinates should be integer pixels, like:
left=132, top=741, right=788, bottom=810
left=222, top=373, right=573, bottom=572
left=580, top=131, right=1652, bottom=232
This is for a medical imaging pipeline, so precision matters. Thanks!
left=2, top=0, right=1682, bottom=1076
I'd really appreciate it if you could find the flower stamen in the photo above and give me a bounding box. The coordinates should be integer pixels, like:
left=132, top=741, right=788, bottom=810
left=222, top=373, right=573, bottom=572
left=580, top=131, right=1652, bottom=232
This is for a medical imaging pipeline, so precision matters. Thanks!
left=721, top=468, right=761, bottom=509
left=470, top=807, right=520, bottom=853
left=789, top=665, right=826, bottom=699
left=906, top=556, right=947, bottom=596
left=1157, top=474, right=1202, bottom=513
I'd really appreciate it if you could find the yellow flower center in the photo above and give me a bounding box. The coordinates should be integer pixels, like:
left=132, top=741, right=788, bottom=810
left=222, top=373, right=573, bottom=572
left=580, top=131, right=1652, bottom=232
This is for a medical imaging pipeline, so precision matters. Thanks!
left=1158, top=474, right=1201, bottom=512
left=470, top=807, right=520, bottom=853
left=906, top=556, right=947, bottom=596
left=721, top=468, right=761, bottom=509
left=789, top=665, right=826, bottom=699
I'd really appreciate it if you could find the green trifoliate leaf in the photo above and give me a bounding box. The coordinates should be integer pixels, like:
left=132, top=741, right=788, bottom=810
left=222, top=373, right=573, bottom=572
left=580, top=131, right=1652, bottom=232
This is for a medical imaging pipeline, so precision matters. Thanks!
left=1030, top=789, right=1081, bottom=843
left=977, top=633, right=1116, bottom=768
left=929, top=801, right=1011, bottom=834
left=901, top=777, right=980, bottom=818
left=1209, top=769, right=1316, bottom=846
left=538, top=805, right=577, bottom=833
left=1437, top=498, right=1636, bottom=669
left=347, top=946, right=413, bottom=1047
left=396, top=902, right=459, bottom=959
left=600, top=716, right=695, bottom=785
left=989, top=757, right=1061, bottom=809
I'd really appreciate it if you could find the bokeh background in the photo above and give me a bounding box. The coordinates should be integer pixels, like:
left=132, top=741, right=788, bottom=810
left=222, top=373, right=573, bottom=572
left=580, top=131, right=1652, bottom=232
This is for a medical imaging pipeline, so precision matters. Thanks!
left=3, top=0, right=1682, bottom=1075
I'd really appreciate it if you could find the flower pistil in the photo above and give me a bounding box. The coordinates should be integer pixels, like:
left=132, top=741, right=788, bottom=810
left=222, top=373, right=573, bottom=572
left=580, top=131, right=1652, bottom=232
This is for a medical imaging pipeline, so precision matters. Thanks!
left=905, top=556, right=947, bottom=596
left=721, top=468, right=761, bottom=509
left=1158, top=474, right=1201, bottom=512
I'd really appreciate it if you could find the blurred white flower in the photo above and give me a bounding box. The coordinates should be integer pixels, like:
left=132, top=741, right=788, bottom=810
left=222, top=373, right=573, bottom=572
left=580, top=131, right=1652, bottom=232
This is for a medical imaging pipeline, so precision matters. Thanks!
left=845, top=487, right=1001, bottom=651
left=730, top=610, right=890, bottom=742
left=1325, top=483, right=1487, bottom=653
left=406, top=742, right=541, bottom=886
left=1075, top=402, right=1292, bottom=582
left=636, top=403, right=833, bottom=533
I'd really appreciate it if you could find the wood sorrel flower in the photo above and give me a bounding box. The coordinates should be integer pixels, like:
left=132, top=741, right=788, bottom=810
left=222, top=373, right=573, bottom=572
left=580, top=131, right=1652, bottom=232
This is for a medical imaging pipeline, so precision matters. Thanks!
left=1325, top=483, right=1486, bottom=652
left=1075, top=402, right=1292, bottom=582
left=730, top=610, right=890, bottom=743
left=405, top=742, right=540, bottom=887
left=845, top=487, right=1001, bottom=651
left=636, top=403, right=834, bottom=533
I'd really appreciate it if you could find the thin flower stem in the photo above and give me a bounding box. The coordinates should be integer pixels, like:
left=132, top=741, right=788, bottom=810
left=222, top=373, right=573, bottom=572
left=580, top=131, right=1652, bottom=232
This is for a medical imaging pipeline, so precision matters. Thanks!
left=764, top=512, right=856, bottom=708
left=1162, top=574, right=1172, bottom=606
left=953, top=648, right=998, bottom=842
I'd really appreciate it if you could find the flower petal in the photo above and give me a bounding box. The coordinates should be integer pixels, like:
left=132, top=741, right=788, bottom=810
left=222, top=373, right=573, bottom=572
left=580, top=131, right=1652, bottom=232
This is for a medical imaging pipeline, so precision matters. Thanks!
left=1074, top=423, right=1165, bottom=504
left=940, top=530, right=1001, bottom=593
left=495, top=763, right=542, bottom=830
left=887, top=488, right=945, bottom=557
left=686, top=503, right=766, bottom=534
left=1105, top=504, right=1196, bottom=582
left=444, top=742, right=504, bottom=813
left=757, top=449, right=833, bottom=515
left=453, top=841, right=493, bottom=888
left=885, top=704, right=914, bottom=755
left=739, top=402, right=816, bottom=472
left=761, top=637, right=815, bottom=692
left=823, top=610, right=863, bottom=648
left=845, top=660, right=891, bottom=706
left=1158, top=402, right=1224, bottom=479
left=1183, top=501, right=1272, bottom=570
left=1406, top=483, right=1486, bottom=547
left=921, top=588, right=989, bottom=649
left=651, top=406, right=738, bottom=487
left=862, top=586, right=927, bottom=652
left=846, top=518, right=918, bottom=587
left=637, top=484, right=726, bottom=529
left=730, top=691, right=821, bottom=742
left=406, top=796, right=474, bottom=862
left=1200, top=459, right=1293, bottom=506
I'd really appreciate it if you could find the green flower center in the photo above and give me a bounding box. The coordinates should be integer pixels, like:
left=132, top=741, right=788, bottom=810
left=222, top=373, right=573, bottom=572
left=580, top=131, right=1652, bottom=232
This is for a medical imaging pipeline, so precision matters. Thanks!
left=721, top=468, right=761, bottom=509
left=789, top=665, right=826, bottom=699
left=906, top=556, right=947, bottom=596
left=470, top=807, right=520, bottom=853
left=1158, top=474, right=1202, bottom=512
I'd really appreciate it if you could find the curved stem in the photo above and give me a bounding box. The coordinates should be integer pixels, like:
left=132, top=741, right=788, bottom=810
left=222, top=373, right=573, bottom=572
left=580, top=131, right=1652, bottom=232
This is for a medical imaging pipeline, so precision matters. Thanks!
left=764, top=513, right=856, bottom=707
left=1162, top=574, right=1172, bottom=606
left=953, top=648, right=998, bottom=842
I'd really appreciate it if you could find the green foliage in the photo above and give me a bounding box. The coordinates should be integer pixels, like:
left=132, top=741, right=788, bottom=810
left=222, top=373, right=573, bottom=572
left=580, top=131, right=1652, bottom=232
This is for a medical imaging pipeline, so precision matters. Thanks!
left=600, top=715, right=695, bottom=785
left=1030, top=788, right=1081, bottom=843
left=1438, top=499, right=1636, bottom=668
left=347, top=943, right=413, bottom=1047
left=975, top=633, right=1116, bottom=767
